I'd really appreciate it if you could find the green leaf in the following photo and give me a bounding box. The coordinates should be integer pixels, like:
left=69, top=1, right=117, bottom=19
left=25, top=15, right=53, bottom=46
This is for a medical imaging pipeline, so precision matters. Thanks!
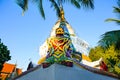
left=98, top=30, right=120, bottom=50
left=38, top=0, right=45, bottom=19
left=71, top=0, right=80, bottom=8
left=50, top=0, right=60, bottom=18
left=78, top=0, right=94, bottom=9
left=113, top=7, right=120, bottom=13
left=0, top=38, right=11, bottom=70
left=16, top=0, right=28, bottom=12
left=105, top=18, right=120, bottom=22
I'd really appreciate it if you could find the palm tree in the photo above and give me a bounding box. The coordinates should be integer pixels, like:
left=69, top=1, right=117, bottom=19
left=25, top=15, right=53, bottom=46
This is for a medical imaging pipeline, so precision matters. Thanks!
left=98, top=0, right=120, bottom=50
left=105, top=0, right=120, bottom=24
left=16, top=0, right=94, bottom=19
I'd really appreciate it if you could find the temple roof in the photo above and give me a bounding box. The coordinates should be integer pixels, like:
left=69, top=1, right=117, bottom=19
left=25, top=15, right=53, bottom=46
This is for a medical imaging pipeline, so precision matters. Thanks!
left=0, top=63, right=22, bottom=79
left=14, top=62, right=119, bottom=80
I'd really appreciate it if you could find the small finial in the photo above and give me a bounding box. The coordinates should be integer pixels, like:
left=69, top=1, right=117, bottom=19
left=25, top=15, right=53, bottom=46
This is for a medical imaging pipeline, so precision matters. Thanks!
left=60, top=8, right=65, bottom=21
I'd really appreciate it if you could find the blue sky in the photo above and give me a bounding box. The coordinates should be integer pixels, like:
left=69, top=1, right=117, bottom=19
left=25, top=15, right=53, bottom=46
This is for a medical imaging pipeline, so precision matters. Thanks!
left=0, top=0, right=120, bottom=71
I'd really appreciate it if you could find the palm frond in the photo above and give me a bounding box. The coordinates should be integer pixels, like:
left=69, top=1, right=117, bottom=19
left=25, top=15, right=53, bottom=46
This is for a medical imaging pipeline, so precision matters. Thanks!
left=105, top=0, right=120, bottom=25
left=113, top=6, right=120, bottom=19
left=117, top=0, right=120, bottom=7
left=16, top=0, right=28, bottom=12
left=16, top=0, right=94, bottom=19
left=50, top=0, right=60, bottom=18
left=38, top=0, right=45, bottom=19
left=113, top=7, right=120, bottom=13
left=105, top=18, right=120, bottom=24
left=98, top=30, right=120, bottom=50
left=78, top=0, right=94, bottom=9
left=70, top=0, right=80, bottom=8
left=29, top=0, right=45, bottom=19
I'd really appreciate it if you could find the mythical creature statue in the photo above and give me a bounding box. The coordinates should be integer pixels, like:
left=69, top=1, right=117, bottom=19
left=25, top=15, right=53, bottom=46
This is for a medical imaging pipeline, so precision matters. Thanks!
left=42, top=27, right=73, bottom=68
left=39, top=23, right=82, bottom=68
left=38, top=10, right=82, bottom=68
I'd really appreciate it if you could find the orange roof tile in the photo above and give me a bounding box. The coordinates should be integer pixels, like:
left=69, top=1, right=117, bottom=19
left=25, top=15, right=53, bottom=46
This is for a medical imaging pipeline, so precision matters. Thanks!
left=17, top=68, right=22, bottom=75
left=82, top=54, right=91, bottom=62
left=0, top=74, right=8, bottom=80
left=1, top=63, right=15, bottom=74
left=0, top=63, right=22, bottom=79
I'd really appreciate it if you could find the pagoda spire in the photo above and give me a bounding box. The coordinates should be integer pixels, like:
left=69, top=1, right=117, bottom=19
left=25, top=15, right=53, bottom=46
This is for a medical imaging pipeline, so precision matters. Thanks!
left=58, top=0, right=65, bottom=21
left=60, top=8, right=65, bottom=21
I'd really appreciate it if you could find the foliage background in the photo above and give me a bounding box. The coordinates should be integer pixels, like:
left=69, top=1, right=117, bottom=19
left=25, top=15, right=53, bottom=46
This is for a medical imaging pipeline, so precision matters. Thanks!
left=0, top=39, right=11, bottom=71
left=89, top=45, right=120, bottom=75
